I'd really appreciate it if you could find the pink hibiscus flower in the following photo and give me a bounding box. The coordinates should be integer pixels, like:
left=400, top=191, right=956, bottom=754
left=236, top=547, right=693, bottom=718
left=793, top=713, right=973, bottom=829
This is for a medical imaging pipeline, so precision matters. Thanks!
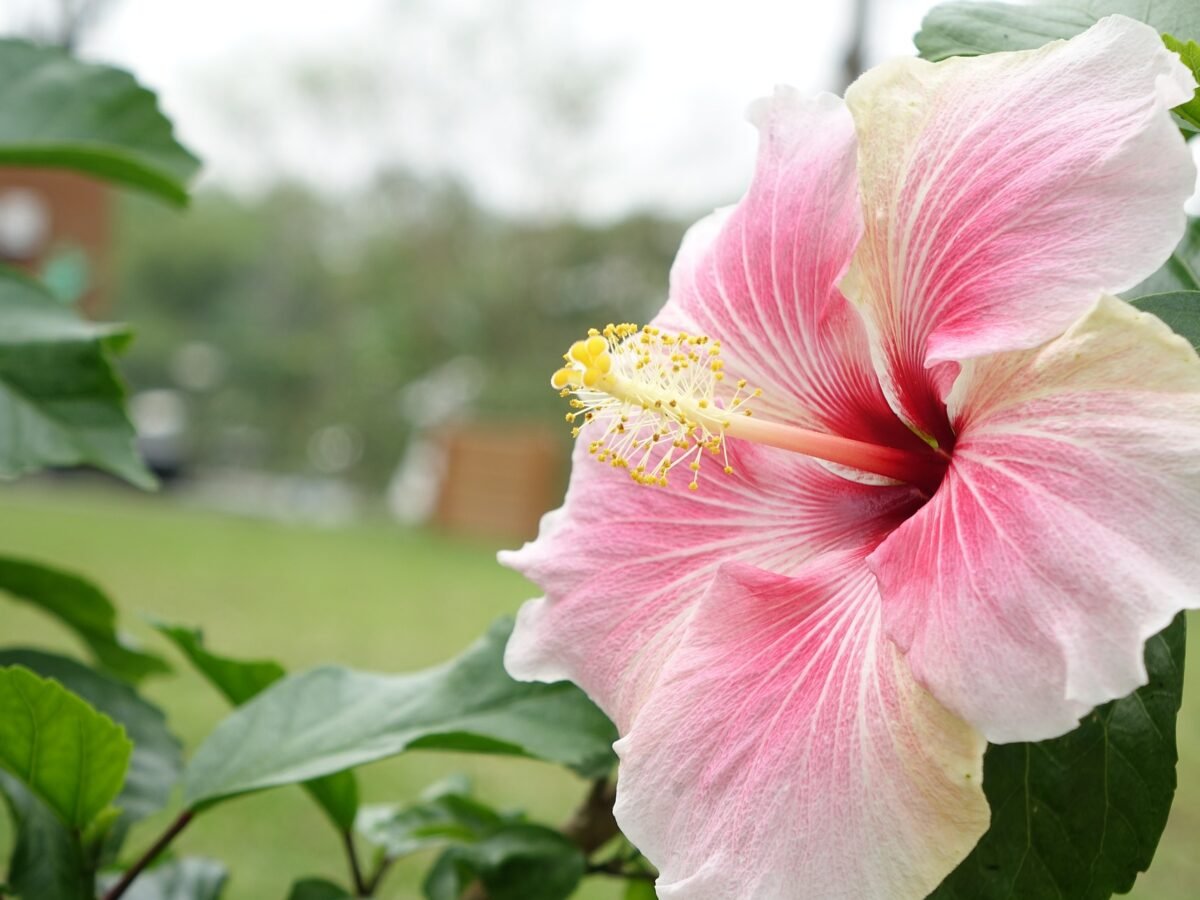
left=502, top=16, right=1200, bottom=899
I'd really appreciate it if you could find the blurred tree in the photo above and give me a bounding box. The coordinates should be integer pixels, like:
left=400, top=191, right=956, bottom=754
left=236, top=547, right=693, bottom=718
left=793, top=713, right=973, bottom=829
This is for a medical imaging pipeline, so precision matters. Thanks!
left=112, top=174, right=687, bottom=487
left=7, top=0, right=118, bottom=50
left=842, top=0, right=873, bottom=88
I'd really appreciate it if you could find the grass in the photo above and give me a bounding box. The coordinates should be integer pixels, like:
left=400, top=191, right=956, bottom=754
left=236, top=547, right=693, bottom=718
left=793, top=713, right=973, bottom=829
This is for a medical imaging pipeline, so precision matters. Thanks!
left=0, top=483, right=619, bottom=900
left=0, top=482, right=1197, bottom=899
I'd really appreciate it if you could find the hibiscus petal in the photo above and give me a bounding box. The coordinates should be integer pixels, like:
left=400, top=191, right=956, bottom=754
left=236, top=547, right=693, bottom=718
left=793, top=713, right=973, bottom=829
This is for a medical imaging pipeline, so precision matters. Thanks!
left=661, top=88, right=922, bottom=452
left=872, top=296, right=1200, bottom=743
left=842, top=15, right=1196, bottom=443
left=503, top=438, right=921, bottom=729
left=614, top=556, right=988, bottom=900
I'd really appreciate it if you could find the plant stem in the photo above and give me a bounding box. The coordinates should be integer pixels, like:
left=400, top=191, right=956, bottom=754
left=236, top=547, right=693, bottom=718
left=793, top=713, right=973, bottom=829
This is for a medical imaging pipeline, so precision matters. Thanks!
left=342, top=830, right=369, bottom=897
left=562, top=778, right=620, bottom=855
left=101, top=810, right=194, bottom=900
left=363, top=855, right=395, bottom=896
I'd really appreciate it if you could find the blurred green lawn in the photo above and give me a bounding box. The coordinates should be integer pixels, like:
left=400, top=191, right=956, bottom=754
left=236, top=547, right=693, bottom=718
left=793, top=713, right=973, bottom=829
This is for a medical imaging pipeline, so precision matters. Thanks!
left=0, top=483, right=1197, bottom=899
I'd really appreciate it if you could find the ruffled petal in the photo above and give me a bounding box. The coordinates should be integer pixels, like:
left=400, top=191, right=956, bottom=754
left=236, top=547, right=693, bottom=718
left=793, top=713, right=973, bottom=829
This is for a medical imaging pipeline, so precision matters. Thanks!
left=872, top=296, right=1200, bottom=743
left=842, top=15, right=1196, bottom=443
left=503, top=438, right=921, bottom=729
left=614, top=556, right=988, bottom=900
left=660, top=88, right=921, bottom=452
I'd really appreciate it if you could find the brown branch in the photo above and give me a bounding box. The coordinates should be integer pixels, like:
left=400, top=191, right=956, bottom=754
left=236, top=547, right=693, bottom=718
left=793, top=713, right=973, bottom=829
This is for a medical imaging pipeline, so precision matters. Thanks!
left=363, top=854, right=395, bottom=896
left=101, top=810, right=194, bottom=900
left=562, top=778, right=620, bottom=855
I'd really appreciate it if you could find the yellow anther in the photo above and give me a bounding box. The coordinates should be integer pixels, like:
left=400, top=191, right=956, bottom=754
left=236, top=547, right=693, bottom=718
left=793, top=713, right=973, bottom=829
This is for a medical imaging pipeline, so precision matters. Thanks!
left=551, top=325, right=757, bottom=493
left=569, top=340, right=592, bottom=364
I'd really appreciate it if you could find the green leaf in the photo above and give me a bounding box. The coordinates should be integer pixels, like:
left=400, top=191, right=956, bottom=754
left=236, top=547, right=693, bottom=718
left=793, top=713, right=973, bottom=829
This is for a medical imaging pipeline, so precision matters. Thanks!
left=1127, top=219, right=1200, bottom=296
left=423, top=825, right=585, bottom=900
left=915, top=1, right=1200, bottom=60
left=0, top=649, right=181, bottom=824
left=153, top=621, right=359, bottom=830
left=0, top=556, right=168, bottom=685
left=1163, top=34, right=1200, bottom=130
left=930, top=613, right=1186, bottom=899
left=98, top=858, right=227, bottom=900
left=624, top=881, right=658, bottom=900
left=1132, top=291, right=1200, bottom=347
left=0, top=665, right=132, bottom=829
left=357, top=777, right=515, bottom=859
left=285, top=878, right=354, bottom=900
left=150, top=621, right=285, bottom=704
left=0, top=653, right=177, bottom=900
left=0, top=273, right=155, bottom=489
left=0, top=772, right=89, bottom=900
left=183, top=618, right=618, bottom=810
left=0, top=39, right=199, bottom=205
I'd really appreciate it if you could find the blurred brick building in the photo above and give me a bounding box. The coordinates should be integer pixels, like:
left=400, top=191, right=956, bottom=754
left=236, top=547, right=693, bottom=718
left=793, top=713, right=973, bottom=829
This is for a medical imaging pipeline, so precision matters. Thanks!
left=0, top=167, right=110, bottom=315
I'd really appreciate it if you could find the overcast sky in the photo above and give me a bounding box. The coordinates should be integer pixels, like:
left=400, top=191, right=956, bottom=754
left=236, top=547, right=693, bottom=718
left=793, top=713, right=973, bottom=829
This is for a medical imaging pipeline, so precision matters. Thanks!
left=0, top=0, right=949, bottom=217
left=10, top=0, right=1195, bottom=220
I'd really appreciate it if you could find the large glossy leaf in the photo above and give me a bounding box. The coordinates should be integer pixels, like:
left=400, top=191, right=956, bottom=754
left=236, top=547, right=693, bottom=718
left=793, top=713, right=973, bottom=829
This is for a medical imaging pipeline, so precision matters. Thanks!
left=0, top=649, right=180, bottom=823
left=1127, top=219, right=1200, bottom=298
left=0, top=273, right=155, bottom=489
left=153, top=621, right=359, bottom=830
left=930, top=614, right=1185, bottom=899
left=98, top=858, right=228, bottom=900
left=423, top=825, right=585, bottom=900
left=0, top=39, right=198, bottom=205
left=0, top=771, right=89, bottom=900
left=1132, top=291, right=1200, bottom=347
left=0, top=555, right=168, bottom=684
left=915, top=1, right=1200, bottom=60
left=183, top=618, right=618, bottom=810
left=0, top=665, right=132, bottom=828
